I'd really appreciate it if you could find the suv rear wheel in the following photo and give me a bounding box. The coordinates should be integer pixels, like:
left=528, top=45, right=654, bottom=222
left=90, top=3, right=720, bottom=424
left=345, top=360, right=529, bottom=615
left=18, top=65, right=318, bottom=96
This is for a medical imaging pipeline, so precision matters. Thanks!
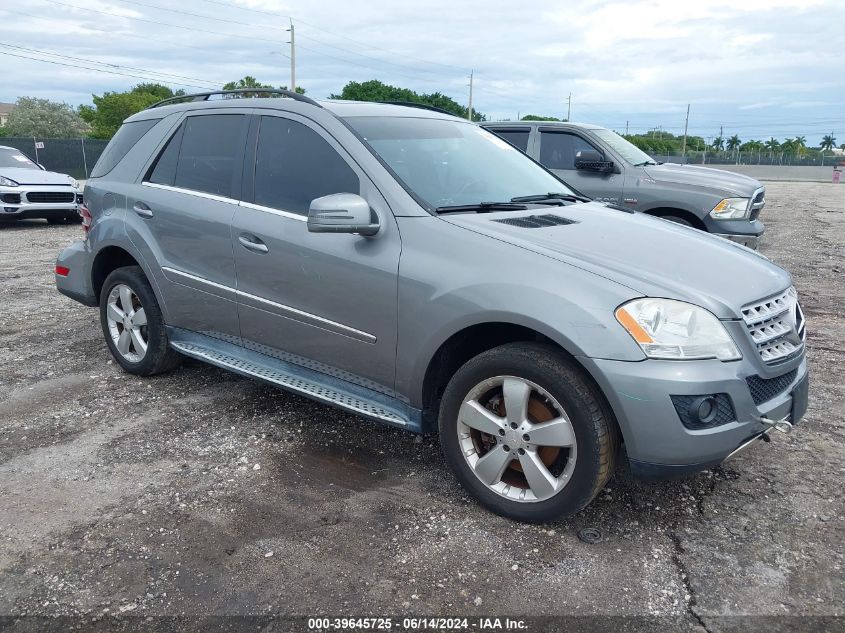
left=99, top=266, right=182, bottom=376
left=438, top=342, right=617, bottom=522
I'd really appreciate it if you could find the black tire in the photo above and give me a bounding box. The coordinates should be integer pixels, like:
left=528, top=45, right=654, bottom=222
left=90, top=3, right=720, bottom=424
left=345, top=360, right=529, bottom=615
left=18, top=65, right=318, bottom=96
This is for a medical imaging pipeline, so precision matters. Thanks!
left=99, top=265, right=182, bottom=376
left=661, top=215, right=693, bottom=227
left=438, top=342, right=618, bottom=523
left=66, top=212, right=83, bottom=223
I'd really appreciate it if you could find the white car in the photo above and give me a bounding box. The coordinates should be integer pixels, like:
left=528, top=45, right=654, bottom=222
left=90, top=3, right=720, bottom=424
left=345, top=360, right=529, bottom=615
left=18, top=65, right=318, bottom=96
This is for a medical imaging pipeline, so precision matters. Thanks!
left=0, top=145, right=82, bottom=224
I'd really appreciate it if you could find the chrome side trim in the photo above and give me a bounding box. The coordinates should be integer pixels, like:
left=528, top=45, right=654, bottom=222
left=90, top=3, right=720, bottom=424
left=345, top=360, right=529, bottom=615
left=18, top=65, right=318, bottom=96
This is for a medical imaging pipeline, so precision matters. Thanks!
left=161, top=266, right=376, bottom=344
left=142, top=181, right=239, bottom=205
left=239, top=201, right=307, bottom=222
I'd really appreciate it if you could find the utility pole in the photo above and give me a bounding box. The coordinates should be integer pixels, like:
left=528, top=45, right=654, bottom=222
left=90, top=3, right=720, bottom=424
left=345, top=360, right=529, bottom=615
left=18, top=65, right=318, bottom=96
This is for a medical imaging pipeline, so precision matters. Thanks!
left=566, top=93, right=571, bottom=121
left=287, top=19, right=296, bottom=92
left=681, top=103, right=690, bottom=159
left=625, top=120, right=628, bottom=135
left=467, top=70, right=473, bottom=121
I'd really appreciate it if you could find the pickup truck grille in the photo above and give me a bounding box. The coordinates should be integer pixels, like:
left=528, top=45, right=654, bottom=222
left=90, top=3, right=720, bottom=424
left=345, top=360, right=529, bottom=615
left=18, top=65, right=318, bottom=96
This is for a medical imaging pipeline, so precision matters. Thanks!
left=749, top=187, right=765, bottom=221
left=742, top=286, right=805, bottom=364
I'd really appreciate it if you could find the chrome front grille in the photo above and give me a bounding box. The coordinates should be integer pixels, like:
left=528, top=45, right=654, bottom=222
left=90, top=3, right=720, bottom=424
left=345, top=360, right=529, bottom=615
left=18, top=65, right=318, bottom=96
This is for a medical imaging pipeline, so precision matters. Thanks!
left=742, top=286, right=806, bottom=364
left=749, top=187, right=765, bottom=221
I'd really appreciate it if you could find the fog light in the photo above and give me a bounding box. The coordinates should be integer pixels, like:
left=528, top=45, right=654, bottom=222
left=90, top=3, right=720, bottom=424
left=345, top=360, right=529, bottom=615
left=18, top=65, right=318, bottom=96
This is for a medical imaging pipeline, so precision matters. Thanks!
left=671, top=393, right=735, bottom=430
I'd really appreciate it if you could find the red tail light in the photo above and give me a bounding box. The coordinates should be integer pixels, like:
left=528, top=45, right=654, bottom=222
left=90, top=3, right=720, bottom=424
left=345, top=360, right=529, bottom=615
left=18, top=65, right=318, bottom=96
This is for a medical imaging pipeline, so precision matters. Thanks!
left=80, top=203, right=92, bottom=236
left=55, top=265, right=70, bottom=277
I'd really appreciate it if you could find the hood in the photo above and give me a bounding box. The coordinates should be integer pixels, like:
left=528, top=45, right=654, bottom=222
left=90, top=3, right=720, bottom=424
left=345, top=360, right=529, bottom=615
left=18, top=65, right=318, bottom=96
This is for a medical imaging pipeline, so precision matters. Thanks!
left=0, top=167, right=77, bottom=187
left=442, top=202, right=790, bottom=319
left=643, top=163, right=762, bottom=197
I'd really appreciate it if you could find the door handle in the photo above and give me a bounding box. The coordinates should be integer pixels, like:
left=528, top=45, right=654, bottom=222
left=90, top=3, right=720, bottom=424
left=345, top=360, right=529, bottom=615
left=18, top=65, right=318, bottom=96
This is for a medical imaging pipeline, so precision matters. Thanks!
left=133, top=202, right=153, bottom=218
left=238, top=234, right=269, bottom=254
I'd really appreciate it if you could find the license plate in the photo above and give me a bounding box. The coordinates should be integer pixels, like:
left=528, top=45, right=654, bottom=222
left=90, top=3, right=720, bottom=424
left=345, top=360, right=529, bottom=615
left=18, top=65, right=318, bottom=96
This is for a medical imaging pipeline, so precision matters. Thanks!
left=791, top=373, right=809, bottom=424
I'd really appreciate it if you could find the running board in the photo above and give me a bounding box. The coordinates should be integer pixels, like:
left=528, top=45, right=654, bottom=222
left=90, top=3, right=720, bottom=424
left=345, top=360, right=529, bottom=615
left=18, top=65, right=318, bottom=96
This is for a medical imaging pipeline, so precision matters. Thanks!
left=168, top=330, right=420, bottom=431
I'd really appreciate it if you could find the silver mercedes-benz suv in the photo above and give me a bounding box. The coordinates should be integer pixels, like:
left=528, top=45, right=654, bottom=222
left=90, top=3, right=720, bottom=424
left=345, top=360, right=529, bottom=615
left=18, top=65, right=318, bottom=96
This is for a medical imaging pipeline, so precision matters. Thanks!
left=54, top=90, right=809, bottom=522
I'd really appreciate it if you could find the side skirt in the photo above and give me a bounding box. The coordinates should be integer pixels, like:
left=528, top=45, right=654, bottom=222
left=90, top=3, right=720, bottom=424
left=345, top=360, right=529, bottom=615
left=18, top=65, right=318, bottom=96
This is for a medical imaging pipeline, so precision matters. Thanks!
left=167, top=327, right=423, bottom=433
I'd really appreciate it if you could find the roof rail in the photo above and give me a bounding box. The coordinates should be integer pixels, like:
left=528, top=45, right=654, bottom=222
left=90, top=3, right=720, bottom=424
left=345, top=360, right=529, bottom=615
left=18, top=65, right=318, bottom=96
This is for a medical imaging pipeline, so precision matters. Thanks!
left=148, top=88, right=321, bottom=110
left=377, top=101, right=458, bottom=117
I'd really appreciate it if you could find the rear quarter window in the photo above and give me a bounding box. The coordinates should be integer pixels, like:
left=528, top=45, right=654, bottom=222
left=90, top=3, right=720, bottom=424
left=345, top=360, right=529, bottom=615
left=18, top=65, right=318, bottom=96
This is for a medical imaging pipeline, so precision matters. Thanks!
left=90, top=118, right=160, bottom=178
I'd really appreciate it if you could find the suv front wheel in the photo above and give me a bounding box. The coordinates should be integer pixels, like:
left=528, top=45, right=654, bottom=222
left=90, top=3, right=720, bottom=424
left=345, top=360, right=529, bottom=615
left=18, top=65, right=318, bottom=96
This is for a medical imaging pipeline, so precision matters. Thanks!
left=439, top=342, right=618, bottom=522
left=99, top=266, right=182, bottom=376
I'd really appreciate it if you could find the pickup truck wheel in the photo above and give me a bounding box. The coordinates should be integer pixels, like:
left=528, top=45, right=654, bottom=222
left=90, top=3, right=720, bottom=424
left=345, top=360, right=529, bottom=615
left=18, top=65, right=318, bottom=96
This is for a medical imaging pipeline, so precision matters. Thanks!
left=99, top=266, right=182, bottom=376
left=438, top=342, right=617, bottom=523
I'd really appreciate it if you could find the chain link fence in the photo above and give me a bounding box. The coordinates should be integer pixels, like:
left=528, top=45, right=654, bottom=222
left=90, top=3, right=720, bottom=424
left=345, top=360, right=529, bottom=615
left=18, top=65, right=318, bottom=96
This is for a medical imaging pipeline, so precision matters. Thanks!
left=0, top=137, right=109, bottom=180
left=648, top=150, right=845, bottom=167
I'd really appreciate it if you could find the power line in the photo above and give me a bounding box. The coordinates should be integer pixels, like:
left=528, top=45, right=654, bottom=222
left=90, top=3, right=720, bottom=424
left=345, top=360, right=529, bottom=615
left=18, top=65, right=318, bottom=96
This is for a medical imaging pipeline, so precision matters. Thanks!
left=0, top=50, right=213, bottom=90
left=190, top=0, right=467, bottom=72
left=0, top=42, right=222, bottom=86
left=110, top=0, right=291, bottom=32
left=36, top=0, right=289, bottom=47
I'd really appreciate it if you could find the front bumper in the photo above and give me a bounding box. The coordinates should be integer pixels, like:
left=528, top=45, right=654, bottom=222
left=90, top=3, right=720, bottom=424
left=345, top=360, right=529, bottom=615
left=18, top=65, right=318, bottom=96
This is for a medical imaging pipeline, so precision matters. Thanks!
left=706, top=217, right=765, bottom=250
left=715, top=232, right=761, bottom=250
left=581, top=353, right=808, bottom=479
left=1, top=184, right=80, bottom=221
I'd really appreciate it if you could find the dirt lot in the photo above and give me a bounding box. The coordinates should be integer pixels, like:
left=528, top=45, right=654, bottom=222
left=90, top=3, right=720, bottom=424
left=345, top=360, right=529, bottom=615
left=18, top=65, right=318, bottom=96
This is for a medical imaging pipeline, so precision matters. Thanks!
left=0, top=182, right=842, bottom=631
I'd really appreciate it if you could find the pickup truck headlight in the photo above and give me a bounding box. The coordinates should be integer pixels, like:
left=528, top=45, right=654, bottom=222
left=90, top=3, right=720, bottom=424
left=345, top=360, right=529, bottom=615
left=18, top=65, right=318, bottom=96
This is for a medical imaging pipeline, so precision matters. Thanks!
left=615, top=298, right=741, bottom=361
left=68, top=177, right=80, bottom=189
left=0, top=176, right=19, bottom=187
left=710, top=197, right=750, bottom=220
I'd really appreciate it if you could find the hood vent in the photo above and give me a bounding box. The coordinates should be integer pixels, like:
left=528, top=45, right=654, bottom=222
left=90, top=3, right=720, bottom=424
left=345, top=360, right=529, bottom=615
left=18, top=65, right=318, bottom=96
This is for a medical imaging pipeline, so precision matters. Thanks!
left=493, top=214, right=577, bottom=229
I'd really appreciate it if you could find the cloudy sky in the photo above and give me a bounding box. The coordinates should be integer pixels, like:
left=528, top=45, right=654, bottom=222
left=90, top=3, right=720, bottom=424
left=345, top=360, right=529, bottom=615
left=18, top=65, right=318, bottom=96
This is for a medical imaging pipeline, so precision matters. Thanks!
left=1, top=0, right=843, bottom=144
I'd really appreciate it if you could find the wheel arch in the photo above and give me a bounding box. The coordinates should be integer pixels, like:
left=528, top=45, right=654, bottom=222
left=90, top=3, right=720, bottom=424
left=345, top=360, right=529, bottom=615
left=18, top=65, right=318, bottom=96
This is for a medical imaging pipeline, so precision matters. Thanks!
left=641, top=206, right=707, bottom=230
left=418, top=319, right=619, bottom=437
left=90, top=244, right=168, bottom=319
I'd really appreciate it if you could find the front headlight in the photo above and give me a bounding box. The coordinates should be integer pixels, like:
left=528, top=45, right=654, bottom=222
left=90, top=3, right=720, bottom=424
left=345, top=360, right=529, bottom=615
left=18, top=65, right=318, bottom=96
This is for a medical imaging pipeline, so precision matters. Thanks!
left=0, top=175, right=19, bottom=187
left=68, top=177, right=80, bottom=189
left=615, top=298, right=741, bottom=361
left=710, top=197, right=750, bottom=220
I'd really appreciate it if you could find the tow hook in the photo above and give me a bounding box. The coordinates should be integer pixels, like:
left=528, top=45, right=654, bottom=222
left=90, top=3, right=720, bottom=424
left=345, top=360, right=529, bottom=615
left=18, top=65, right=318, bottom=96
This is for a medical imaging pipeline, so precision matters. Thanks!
left=754, top=415, right=794, bottom=435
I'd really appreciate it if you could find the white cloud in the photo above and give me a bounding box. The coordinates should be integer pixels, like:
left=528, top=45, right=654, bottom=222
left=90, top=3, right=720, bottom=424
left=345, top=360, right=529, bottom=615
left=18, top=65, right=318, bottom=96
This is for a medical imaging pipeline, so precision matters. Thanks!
left=0, top=0, right=842, bottom=143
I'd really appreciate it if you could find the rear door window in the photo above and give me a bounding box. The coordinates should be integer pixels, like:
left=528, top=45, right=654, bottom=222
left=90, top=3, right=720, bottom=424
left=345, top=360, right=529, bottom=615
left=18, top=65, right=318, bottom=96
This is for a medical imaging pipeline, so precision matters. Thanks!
left=90, top=118, right=160, bottom=178
left=173, top=114, right=247, bottom=198
left=486, top=128, right=530, bottom=152
left=539, top=131, right=599, bottom=170
left=147, top=114, right=247, bottom=199
left=252, top=116, right=359, bottom=215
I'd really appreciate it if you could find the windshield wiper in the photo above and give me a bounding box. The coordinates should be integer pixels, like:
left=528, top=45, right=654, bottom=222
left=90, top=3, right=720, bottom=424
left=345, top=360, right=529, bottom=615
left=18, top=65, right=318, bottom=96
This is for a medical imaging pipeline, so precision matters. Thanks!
left=510, top=192, right=591, bottom=204
left=436, top=202, right=528, bottom=214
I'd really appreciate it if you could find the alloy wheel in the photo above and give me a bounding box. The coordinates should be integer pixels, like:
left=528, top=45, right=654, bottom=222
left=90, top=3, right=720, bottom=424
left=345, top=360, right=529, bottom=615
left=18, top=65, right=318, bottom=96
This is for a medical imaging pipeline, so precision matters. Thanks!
left=105, top=283, right=148, bottom=363
left=457, top=375, right=577, bottom=503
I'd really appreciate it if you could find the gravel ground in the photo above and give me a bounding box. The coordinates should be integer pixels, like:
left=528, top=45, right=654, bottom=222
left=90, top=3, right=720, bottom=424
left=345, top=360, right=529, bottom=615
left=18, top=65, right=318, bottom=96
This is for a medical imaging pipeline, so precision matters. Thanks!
left=0, top=182, right=842, bottom=631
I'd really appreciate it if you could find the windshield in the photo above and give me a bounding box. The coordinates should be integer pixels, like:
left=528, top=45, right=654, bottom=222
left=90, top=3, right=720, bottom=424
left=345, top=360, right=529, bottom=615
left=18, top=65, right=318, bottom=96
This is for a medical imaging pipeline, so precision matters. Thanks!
left=591, top=128, right=656, bottom=166
left=0, top=147, right=38, bottom=169
left=345, top=116, right=575, bottom=209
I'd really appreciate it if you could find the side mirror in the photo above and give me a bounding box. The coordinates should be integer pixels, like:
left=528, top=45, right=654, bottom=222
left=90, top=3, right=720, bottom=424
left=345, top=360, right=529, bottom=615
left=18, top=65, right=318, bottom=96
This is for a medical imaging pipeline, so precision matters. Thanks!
left=575, top=150, right=614, bottom=173
left=307, top=193, right=380, bottom=237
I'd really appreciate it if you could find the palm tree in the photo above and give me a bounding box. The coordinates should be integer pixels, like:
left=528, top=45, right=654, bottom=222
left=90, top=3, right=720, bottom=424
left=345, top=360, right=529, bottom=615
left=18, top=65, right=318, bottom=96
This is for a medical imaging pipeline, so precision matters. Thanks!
left=764, top=138, right=780, bottom=157
left=726, top=135, right=741, bottom=152
left=794, top=135, right=807, bottom=158
left=821, top=134, right=837, bottom=152
left=711, top=136, right=725, bottom=151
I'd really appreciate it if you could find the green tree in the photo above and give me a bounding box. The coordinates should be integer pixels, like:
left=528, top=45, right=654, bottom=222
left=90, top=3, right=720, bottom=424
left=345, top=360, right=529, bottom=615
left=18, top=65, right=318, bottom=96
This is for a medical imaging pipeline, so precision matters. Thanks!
left=521, top=114, right=564, bottom=122
left=330, top=79, right=486, bottom=121
left=764, top=137, right=780, bottom=157
left=5, top=97, right=90, bottom=138
left=820, top=134, right=836, bottom=152
left=79, top=84, right=183, bottom=139
left=726, top=134, right=741, bottom=152
left=222, top=76, right=306, bottom=95
left=711, top=136, right=724, bottom=151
